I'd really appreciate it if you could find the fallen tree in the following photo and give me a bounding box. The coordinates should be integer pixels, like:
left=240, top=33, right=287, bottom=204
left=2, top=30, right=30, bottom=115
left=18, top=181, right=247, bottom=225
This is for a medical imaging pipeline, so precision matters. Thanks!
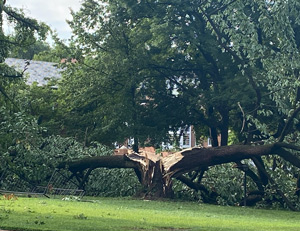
left=59, top=142, right=300, bottom=210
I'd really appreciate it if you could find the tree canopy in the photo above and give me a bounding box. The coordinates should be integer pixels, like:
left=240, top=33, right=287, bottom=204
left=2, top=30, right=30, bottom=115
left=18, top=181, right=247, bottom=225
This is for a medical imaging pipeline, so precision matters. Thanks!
left=53, top=0, right=300, bottom=209
left=62, top=0, right=300, bottom=147
left=2, top=0, right=300, bottom=210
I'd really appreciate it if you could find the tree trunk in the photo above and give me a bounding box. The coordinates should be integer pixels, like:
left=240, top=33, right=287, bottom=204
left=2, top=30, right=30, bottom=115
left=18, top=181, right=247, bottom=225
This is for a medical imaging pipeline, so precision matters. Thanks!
left=219, top=108, right=229, bottom=146
left=210, top=127, right=219, bottom=147
left=59, top=142, right=300, bottom=203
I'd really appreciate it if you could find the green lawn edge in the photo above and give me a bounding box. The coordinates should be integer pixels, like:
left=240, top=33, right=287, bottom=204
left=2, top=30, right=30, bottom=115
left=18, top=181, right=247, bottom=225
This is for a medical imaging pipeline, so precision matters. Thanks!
left=0, top=197, right=299, bottom=231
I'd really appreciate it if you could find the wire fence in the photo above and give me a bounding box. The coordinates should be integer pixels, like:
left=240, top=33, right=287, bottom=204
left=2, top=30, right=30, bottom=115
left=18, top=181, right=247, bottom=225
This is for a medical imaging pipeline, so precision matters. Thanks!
left=0, top=169, right=84, bottom=198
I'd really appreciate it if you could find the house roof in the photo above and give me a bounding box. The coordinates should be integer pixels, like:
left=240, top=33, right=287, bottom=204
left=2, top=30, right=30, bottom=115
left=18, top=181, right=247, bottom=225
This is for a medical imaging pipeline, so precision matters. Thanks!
left=4, top=58, right=62, bottom=86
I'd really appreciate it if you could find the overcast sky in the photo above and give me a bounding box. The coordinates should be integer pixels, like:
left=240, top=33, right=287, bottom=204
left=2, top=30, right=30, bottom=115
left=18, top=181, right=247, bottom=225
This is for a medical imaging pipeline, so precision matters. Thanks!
left=7, top=0, right=82, bottom=41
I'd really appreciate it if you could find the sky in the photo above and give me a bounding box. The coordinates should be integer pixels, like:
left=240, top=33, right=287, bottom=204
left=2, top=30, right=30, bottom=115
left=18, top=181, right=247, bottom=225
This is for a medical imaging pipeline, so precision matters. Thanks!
left=6, top=0, right=82, bottom=41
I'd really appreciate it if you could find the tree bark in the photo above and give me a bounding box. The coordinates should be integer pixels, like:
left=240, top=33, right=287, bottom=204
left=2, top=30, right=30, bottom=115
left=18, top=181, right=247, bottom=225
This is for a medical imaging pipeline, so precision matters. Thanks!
left=210, top=127, right=219, bottom=147
left=58, top=155, right=139, bottom=173
left=59, top=142, right=300, bottom=204
left=219, top=107, right=229, bottom=146
left=163, top=144, right=275, bottom=178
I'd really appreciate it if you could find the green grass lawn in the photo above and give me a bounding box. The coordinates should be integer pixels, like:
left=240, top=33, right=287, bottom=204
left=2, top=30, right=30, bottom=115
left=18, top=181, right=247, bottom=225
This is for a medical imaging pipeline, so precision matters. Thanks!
left=0, top=196, right=299, bottom=231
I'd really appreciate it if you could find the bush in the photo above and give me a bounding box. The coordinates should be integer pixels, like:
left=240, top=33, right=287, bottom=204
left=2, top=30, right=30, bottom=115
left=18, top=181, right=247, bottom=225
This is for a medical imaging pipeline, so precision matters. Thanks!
left=0, top=110, right=140, bottom=196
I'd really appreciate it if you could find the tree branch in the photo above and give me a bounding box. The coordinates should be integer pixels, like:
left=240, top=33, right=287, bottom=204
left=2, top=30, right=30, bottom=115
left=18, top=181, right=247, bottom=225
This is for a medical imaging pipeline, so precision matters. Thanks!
left=274, top=142, right=300, bottom=151
left=176, top=174, right=209, bottom=194
left=207, top=0, right=239, bottom=16
left=58, top=155, right=139, bottom=173
left=278, top=106, right=300, bottom=142
left=253, top=157, right=297, bottom=211
left=197, top=5, right=244, bottom=65
left=235, top=160, right=265, bottom=192
left=251, top=157, right=269, bottom=186
left=3, top=6, right=40, bottom=30
left=274, top=148, right=300, bottom=168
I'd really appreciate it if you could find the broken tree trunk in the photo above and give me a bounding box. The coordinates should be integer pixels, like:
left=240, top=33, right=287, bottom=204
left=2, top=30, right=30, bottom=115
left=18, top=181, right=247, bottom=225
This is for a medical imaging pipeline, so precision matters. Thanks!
left=162, top=144, right=276, bottom=178
left=58, top=142, right=300, bottom=206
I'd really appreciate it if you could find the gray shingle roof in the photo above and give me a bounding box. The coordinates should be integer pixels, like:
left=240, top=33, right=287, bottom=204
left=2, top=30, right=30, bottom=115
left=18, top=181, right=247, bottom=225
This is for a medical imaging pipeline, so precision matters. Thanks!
left=4, top=58, right=62, bottom=86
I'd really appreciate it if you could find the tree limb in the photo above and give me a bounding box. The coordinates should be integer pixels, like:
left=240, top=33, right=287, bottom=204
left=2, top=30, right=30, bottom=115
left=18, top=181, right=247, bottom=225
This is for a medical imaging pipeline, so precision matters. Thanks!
left=235, top=160, right=265, bottom=192
left=207, top=0, right=239, bottom=16
left=253, top=157, right=297, bottom=211
left=274, top=148, right=300, bottom=169
left=3, top=6, right=40, bottom=31
left=58, top=155, right=139, bottom=173
left=197, top=5, right=244, bottom=65
left=278, top=106, right=300, bottom=142
left=251, top=157, right=269, bottom=186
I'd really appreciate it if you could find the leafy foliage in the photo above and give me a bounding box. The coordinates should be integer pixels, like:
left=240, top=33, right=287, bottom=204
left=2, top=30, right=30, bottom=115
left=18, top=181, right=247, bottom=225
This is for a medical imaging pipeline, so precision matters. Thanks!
left=173, top=164, right=245, bottom=205
left=0, top=1, right=49, bottom=101
left=62, top=0, right=300, bottom=147
left=48, top=0, right=300, bottom=207
left=2, top=0, right=300, bottom=208
left=8, top=40, right=51, bottom=60
left=85, top=168, right=141, bottom=197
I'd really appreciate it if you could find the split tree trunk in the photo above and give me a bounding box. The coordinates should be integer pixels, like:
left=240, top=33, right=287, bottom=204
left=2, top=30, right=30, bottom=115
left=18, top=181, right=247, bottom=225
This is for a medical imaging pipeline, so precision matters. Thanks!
left=59, top=142, right=300, bottom=206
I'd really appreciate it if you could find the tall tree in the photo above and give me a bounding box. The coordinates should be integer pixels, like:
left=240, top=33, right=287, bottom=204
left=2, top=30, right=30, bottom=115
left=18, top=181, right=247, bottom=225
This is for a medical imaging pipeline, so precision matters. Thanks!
left=63, top=0, right=264, bottom=147
left=60, top=0, right=182, bottom=148
left=58, top=0, right=300, bottom=208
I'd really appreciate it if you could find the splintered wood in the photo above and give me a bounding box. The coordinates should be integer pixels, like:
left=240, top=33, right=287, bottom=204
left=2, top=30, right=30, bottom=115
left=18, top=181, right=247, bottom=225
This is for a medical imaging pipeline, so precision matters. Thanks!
left=161, top=151, right=184, bottom=172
